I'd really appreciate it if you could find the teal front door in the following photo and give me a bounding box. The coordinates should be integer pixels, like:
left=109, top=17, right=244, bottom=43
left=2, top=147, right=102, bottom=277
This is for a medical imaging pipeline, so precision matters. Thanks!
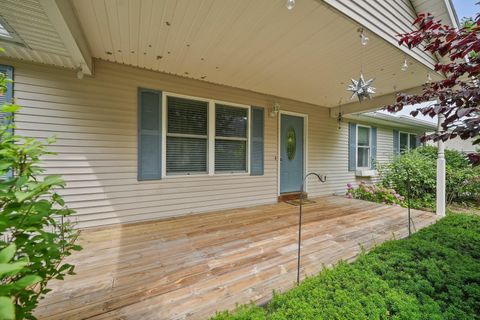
left=280, top=114, right=304, bottom=193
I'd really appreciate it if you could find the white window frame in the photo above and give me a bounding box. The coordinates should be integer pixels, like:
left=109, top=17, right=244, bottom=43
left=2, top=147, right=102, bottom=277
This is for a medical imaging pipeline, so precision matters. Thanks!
left=161, top=91, right=250, bottom=177
left=399, top=131, right=418, bottom=152
left=356, top=125, right=371, bottom=170
left=214, top=102, right=250, bottom=174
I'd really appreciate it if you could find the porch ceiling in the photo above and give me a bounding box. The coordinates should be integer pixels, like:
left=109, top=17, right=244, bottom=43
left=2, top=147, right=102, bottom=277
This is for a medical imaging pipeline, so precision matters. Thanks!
left=0, top=0, right=444, bottom=109
left=70, top=0, right=440, bottom=108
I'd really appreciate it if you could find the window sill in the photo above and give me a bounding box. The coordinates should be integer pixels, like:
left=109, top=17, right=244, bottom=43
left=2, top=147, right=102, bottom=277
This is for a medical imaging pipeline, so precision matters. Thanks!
left=163, top=172, right=250, bottom=179
left=355, top=169, right=377, bottom=177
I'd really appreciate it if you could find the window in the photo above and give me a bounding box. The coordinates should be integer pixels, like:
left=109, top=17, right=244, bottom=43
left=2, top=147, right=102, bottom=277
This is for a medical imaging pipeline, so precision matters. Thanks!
left=162, top=93, right=250, bottom=176
left=215, top=104, right=248, bottom=173
left=166, top=96, right=208, bottom=175
left=357, top=126, right=371, bottom=168
left=399, top=132, right=418, bottom=152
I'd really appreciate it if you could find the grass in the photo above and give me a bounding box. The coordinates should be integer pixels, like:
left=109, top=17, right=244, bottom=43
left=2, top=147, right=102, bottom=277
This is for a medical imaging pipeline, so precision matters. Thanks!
left=210, top=213, right=480, bottom=320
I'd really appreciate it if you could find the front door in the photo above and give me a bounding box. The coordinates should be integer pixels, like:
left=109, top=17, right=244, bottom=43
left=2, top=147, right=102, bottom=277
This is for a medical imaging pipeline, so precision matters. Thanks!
left=280, top=114, right=304, bottom=194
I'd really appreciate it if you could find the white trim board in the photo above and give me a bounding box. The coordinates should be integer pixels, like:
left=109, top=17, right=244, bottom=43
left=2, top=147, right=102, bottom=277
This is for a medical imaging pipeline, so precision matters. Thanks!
left=277, top=110, right=308, bottom=196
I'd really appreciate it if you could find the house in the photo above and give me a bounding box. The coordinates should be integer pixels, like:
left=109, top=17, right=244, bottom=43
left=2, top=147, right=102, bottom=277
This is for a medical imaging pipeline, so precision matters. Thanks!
left=0, top=0, right=457, bottom=229
left=0, top=1, right=461, bottom=318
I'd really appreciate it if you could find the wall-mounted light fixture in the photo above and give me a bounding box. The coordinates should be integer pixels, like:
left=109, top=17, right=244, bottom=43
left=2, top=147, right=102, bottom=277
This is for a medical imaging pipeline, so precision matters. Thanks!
left=286, top=0, right=295, bottom=10
left=76, top=63, right=85, bottom=80
left=270, top=102, right=281, bottom=117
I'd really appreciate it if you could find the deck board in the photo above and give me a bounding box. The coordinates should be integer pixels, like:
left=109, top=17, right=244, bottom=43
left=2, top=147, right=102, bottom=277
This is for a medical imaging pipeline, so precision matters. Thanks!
left=35, top=196, right=438, bottom=320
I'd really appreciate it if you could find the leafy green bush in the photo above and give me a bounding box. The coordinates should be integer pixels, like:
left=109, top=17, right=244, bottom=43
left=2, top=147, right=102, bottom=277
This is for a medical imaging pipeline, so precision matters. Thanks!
left=210, top=214, right=480, bottom=320
left=379, top=146, right=480, bottom=209
left=0, top=70, right=80, bottom=319
left=346, top=182, right=405, bottom=206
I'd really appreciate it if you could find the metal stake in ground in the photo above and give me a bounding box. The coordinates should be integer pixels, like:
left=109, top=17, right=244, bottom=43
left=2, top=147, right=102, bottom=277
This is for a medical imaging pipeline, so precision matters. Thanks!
left=406, top=167, right=412, bottom=236
left=297, top=172, right=327, bottom=284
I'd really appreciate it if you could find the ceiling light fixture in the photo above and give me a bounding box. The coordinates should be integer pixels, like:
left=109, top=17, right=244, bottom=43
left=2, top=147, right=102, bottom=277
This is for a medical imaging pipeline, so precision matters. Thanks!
left=286, top=0, right=295, bottom=10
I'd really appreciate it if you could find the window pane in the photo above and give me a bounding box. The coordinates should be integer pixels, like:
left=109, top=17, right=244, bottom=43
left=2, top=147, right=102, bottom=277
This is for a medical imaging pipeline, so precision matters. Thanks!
left=357, top=147, right=369, bottom=168
left=410, top=134, right=417, bottom=149
left=400, top=132, right=409, bottom=151
left=215, top=104, right=247, bottom=138
left=167, top=96, right=208, bottom=136
left=166, top=137, right=207, bottom=174
left=215, top=140, right=247, bottom=172
left=357, top=127, right=370, bottom=146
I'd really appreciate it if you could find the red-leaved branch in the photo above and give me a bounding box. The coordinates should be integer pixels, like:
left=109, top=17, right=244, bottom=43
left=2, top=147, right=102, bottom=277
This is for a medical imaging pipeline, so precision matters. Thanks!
left=385, top=13, right=480, bottom=165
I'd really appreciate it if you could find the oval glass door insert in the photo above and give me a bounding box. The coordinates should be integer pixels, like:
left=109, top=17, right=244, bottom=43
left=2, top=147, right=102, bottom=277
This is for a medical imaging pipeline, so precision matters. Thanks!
left=286, top=127, right=296, bottom=160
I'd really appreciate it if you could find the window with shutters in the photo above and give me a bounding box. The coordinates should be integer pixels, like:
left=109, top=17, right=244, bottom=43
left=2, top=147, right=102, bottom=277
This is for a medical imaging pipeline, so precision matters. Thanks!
left=399, top=132, right=418, bottom=152
left=166, top=96, right=208, bottom=175
left=162, top=93, right=251, bottom=176
left=215, top=104, right=248, bottom=173
left=356, top=125, right=371, bottom=169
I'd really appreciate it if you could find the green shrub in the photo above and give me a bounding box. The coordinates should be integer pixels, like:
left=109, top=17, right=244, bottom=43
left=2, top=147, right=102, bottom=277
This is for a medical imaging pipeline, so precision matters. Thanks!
left=0, top=68, right=81, bottom=319
left=346, top=182, right=405, bottom=206
left=210, top=214, right=480, bottom=320
left=379, top=146, right=480, bottom=209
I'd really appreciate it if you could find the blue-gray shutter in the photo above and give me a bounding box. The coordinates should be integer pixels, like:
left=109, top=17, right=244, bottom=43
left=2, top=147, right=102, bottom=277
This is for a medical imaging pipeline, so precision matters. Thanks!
left=348, top=122, right=357, bottom=171
left=250, top=106, right=264, bottom=175
left=393, top=130, right=400, bottom=155
left=0, top=65, right=13, bottom=180
left=371, top=127, right=377, bottom=169
left=138, top=88, right=162, bottom=180
left=415, top=135, right=421, bottom=148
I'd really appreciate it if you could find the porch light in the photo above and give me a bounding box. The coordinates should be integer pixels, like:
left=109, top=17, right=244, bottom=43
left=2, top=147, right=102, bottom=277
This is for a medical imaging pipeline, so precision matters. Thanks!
left=286, top=0, right=295, bottom=10
left=360, top=30, right=369, bottom=46
left=270, top=102, right=280, bottom=117
left=401, top=58, right=408, bottom=72
left=76, top=64, right=85, bottom=80
left=76, top=69, right=84, bottom=80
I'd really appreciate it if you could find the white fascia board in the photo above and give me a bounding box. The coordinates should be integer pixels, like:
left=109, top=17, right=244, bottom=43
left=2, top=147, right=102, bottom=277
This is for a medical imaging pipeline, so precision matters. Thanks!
left=39, top=0, right=93, bottom=75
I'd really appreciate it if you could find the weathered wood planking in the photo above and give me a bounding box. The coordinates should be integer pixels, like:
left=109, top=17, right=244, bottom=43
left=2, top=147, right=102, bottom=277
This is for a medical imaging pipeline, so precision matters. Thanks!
left=35, top=196, right=438, bottom=320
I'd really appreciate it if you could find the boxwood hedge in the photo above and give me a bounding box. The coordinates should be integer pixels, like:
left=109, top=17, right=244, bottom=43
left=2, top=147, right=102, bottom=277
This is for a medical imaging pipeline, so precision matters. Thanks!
left=210, top=214, right=480, bottom=320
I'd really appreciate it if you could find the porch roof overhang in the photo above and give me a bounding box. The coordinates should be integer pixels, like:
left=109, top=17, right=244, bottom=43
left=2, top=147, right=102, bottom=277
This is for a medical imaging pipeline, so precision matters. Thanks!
left=0, top=0, right=457, bottom=114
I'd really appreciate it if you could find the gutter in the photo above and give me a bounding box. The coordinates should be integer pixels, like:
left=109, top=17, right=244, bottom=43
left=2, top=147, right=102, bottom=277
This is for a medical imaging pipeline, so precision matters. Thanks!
left=345, top=112, right=438, bottom=131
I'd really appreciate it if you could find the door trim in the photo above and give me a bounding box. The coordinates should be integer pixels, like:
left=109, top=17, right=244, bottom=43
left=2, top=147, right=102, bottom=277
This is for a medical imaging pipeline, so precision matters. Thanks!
left=277, top=110, right=308, bottom=196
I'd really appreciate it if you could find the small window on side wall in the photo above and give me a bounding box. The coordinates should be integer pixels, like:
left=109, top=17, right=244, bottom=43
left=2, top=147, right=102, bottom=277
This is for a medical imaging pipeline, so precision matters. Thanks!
left=357, top=126, right=371, bottom=169
left=399, top=132, right=418, bottom=152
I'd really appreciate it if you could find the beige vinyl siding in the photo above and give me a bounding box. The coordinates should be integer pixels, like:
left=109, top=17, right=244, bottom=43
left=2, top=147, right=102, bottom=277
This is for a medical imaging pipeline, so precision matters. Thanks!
left=7, top=58, right=406, bottom=228
left=323, top=0, right=436, bottom=70
left=5, top=59, right=339, bottom=228
left=377, top=127, right=394, bottom=165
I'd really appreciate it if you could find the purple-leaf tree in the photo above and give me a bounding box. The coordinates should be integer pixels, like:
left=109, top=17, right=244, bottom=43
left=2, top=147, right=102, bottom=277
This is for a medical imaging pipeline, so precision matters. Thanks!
left=386, top=13, right=480, bottom=165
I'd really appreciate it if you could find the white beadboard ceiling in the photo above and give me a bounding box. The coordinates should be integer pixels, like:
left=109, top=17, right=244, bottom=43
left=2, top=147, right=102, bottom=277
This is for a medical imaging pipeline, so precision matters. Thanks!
left=0, top=0, right=75, bottom=69
left=71, top=0, right=439, bottom=107
left=0, top=0, right=450, bottom=108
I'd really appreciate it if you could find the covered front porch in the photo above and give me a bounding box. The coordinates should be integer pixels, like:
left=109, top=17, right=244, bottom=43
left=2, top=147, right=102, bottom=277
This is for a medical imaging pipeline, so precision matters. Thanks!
left=36, top=196, right=438, bottom=320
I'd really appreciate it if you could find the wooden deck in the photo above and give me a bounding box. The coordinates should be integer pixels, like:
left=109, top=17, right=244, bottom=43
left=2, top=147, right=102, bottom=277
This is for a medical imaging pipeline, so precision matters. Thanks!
left=36, top=196, right=438, bottom=320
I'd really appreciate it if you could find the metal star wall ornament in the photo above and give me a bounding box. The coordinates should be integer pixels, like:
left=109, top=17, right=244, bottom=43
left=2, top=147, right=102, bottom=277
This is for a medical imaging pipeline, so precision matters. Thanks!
left=347, top=73, right=376, bottom=103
